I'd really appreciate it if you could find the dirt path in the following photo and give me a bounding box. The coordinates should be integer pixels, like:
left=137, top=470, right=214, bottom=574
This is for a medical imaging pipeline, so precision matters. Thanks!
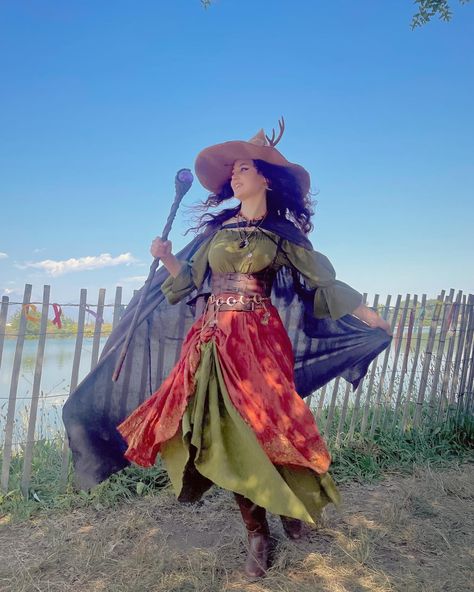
left=1, top=464, right=473, bottom=592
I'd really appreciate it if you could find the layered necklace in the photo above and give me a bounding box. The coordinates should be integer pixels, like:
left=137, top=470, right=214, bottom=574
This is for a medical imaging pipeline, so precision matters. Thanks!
left=236, top=210, right=268, bottom=258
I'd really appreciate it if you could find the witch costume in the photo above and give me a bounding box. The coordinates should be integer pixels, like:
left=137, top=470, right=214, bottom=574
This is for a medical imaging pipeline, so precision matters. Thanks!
left=62, top=124, right=391, bottom=577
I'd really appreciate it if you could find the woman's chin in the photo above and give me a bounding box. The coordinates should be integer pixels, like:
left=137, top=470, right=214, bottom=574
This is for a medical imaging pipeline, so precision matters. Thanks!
left=234, top=192, right=250, bottom=202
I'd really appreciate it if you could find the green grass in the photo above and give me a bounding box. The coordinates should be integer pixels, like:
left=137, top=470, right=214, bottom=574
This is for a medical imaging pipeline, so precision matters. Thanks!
left=330, top=420, right=473, bottom=484
left=1, top=410, right=473, bottom=523
left=0, top=440, right=170, bottom=521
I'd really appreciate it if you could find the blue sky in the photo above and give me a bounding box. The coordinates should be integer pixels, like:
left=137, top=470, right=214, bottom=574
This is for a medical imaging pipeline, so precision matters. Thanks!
left=1, top=0, right=473, bottom=315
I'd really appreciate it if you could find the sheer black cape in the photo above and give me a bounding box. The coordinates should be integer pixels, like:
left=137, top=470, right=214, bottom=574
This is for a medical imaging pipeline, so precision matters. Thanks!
left=63, top=215, right=391, bottom=490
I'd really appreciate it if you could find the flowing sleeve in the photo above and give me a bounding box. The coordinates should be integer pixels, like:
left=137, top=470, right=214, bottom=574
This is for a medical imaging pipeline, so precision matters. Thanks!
left=161, top=236, right=213, bottom=305
left=278, top=239, right=364, bottom=320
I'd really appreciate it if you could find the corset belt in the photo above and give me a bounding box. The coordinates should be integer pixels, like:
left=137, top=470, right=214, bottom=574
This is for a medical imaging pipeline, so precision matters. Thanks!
left=210, top=270, right=275, bottom=298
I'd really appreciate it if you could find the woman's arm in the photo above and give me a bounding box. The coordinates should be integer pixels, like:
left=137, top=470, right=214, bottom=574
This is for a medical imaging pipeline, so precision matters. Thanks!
left=150, top=237, right=182, bottom=277
left=352, top=303, right=392, bottom=334
left=278, top=240, right=392, bottom=334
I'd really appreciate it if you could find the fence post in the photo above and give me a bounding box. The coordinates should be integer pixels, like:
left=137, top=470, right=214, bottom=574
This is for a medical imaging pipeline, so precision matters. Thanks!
left=0, top=295, right=9, bottom=371
left=437, top=291, right=463, bottom=419
left=448, top=295, right=469, bottom=408
left=414, top=291, right=445, bottom=426
left=393, top=295, right=417, bottom=429
left=428, top=289, right=455, bottom=419
left=21, top=285, right=51, bottom=497
left=90, top=289, right=106, bottom=370
left=457, top=295, right=474, bottom=419
left=112, top=286, right=123, bottom=330
left=60, top=289, right=88, bottom=488
left=381, top=293, right=410, bottom=429
left=1, top=284, right=32, bottom=492
left=370, top=294, right=400, bottom=437
left=402, top=294, right=427, bottom=430
left=360, top=294, right=383, bottom=436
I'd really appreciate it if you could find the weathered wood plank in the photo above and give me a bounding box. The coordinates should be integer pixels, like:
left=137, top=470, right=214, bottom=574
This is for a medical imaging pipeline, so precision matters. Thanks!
left=402, top=294, right=427, bottom=430
left=381, top=294, right=410, bottom=428
left=392, top=295, right=417, bottom=429
left=112, top=286, right=123, bottom=330
left=90, top=288, right=106, bottom=370
left=21, top=285, right=51, bottom=497
left=1, top=284, right=32, bottom=491
left=60, top=289, right=87, bottom=487
left=0, top=295, right=9, bottom=371
left=370, top=294, right=400, bottom=437
left=413, top=291, right=445, bottom=426
left=428, top=289, right=455, bottom=417
left=359, top=294, right=383, bottom=436
left=437, top=291, right=463, bottom=418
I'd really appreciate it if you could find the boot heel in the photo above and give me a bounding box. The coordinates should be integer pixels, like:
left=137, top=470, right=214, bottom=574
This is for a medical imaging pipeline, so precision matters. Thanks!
left=280, top=515, right=304, bottom=540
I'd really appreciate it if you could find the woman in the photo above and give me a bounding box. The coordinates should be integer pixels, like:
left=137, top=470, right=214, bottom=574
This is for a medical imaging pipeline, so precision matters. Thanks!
left=115, top=124, right=391, bottom=578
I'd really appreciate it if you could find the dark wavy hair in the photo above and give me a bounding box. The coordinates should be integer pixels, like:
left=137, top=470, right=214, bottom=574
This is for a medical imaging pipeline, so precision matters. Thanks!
left=184, top=159, right=316, bottom=237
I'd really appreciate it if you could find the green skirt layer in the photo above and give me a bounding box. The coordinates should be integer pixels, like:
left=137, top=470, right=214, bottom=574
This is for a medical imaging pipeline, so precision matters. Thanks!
left=161, top=340, right=340, bottom=523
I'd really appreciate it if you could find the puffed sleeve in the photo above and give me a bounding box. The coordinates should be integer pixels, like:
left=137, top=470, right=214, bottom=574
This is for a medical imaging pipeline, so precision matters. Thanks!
left=160, top=236, right=213, bottom=305
left=278, top=239, right=363, bottom=320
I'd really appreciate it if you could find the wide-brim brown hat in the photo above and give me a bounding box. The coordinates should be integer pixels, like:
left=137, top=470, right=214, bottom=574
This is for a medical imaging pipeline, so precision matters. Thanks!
left=194, top=119, right=311, bottom=195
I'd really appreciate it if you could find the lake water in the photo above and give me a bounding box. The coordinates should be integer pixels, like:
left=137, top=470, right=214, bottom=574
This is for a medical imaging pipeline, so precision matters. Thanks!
left=0, top=326, right=446, bottom=446
left=0, top=337, right=108, bottom=444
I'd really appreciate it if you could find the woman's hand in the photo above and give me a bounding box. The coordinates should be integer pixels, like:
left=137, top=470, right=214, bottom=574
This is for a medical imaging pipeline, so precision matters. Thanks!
left=352, top=303, right=392, bottom=335
left=370, top=316, right=392, bottom=335
left=150, top=236, right=182, bottom=278
left=150, top=236, right=173, bottom=261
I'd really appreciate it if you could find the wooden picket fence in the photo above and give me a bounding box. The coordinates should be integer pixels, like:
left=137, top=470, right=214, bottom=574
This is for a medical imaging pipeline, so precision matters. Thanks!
left=0, top=284, right=473, bottom=496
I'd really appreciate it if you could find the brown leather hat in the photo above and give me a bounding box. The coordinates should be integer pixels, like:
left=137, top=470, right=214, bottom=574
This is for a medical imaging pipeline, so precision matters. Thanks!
left=194, top=119, right=311, bottom=195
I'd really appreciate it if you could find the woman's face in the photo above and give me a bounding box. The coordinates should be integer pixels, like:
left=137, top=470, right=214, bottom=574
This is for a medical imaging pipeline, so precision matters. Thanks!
left=230, top=159, right=268, bottom=201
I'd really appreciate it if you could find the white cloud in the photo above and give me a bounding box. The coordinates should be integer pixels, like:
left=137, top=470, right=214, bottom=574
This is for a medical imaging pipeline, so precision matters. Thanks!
left=120, top=275, right=147, bottom=283
left=21, top=253, right=138, bottom=277
left=0, top=252, right=8, bottom=259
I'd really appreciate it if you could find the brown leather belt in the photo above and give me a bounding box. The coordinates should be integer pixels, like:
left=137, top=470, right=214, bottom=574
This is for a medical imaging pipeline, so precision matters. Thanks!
left=210, top=270, right=275, bottom=298
left=207, top=293, right=270, bottom=312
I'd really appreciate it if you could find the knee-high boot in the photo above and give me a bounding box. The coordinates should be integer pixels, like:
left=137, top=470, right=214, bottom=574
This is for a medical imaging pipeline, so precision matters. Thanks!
left=234, top=493, right=270, bottom=578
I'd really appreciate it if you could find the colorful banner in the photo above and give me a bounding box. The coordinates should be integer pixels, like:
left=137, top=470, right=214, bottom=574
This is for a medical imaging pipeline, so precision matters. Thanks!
left=22, top=303, right=39, bottom=322
left=51, top=303, right=62, bottom=329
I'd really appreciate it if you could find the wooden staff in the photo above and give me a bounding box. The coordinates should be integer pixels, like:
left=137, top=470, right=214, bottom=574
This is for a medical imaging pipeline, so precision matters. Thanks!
left=112, top=168, right=194, bottom=382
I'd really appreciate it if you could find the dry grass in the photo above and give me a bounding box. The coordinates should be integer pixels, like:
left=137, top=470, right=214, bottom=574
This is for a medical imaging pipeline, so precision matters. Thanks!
left=1, top=464, right=473, bottom=592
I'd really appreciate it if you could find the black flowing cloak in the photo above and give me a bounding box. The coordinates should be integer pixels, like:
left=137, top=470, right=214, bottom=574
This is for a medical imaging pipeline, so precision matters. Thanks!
left=63, top=216, right=392, bottom=490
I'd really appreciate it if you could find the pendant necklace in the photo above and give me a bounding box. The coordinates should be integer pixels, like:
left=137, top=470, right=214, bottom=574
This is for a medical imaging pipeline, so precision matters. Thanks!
left=237, top=211, right=267, bottom=256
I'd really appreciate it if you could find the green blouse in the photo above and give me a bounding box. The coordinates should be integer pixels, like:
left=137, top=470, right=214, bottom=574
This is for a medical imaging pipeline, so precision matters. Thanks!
left=161, top=227, right=363, bottom=320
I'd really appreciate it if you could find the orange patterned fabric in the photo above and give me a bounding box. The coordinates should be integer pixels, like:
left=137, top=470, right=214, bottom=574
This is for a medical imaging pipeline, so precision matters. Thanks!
left=117, top=302, right=331, bottom=475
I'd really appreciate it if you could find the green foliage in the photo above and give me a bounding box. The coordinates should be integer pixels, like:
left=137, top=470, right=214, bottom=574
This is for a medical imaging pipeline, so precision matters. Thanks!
left=199, top=1, right=472, bottom=28
left=7, top=309, right=76, bottom=338
left=412, top=0, right=472, bottom=28
left=6, top=309, right=113, bottom=339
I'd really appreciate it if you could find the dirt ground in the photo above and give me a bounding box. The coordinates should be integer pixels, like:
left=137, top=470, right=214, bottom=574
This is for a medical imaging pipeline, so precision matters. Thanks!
left=1, top=464, right=473, bottom=592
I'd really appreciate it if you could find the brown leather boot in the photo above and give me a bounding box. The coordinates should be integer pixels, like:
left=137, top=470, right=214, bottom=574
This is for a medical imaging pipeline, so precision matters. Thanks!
left=280, top=515, right=304, bottom=540
left=234, top=493, right=270, bottom=578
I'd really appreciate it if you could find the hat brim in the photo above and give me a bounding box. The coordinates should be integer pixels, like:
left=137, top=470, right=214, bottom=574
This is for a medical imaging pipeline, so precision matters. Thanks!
left=194, top=140, right=311, bottom=195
